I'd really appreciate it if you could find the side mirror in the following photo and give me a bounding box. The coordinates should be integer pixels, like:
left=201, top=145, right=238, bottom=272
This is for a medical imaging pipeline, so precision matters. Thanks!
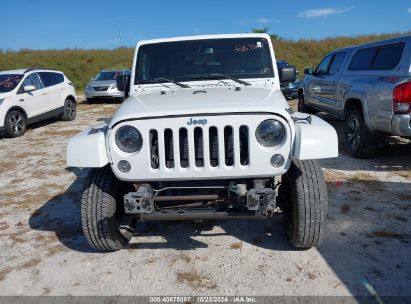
left=304, top=67, right=314, bottom=75
left=116, top=74, right=131, bottom=98
left=23, top=85, right=36, bottom=92
left=90, top=77, right=94, bottom=81
left=278, top=65, right=296, bottom=83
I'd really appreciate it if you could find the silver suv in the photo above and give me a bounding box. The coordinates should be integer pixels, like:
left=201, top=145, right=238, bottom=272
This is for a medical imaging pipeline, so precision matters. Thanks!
left=85, top=69, right=130, bottom=102
left=299, top=35, right=411, bottom=158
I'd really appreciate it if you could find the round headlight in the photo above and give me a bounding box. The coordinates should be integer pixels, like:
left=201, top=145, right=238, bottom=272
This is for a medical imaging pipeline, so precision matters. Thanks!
left=115, top=126, right=143, bottom=153
left=256, top=119, right=286, bottom=147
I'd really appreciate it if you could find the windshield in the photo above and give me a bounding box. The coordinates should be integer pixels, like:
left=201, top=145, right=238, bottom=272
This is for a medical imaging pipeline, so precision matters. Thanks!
left=135, top=38, right=274, bottom=84
left=0, top=74, right=23, bottom=93
left=95, top=70, right=129, bottom=81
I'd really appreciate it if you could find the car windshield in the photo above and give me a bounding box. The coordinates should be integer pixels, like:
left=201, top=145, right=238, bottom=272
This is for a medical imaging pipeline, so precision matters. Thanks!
left=135, top=38, right=274, bottom=84
left=95, top=70, right=129, bottom=81
left=0, top=74, right=23, bottom=93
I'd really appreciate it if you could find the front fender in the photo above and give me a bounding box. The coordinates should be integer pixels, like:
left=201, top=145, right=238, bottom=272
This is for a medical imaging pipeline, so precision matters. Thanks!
left=292, top=113, right=338, bottom=160
left=66, top=124, right=109, bottom=168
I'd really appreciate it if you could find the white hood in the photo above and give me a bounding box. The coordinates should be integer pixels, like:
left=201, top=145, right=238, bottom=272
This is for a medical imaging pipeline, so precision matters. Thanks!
left=108, top=86, right=291, bottom=127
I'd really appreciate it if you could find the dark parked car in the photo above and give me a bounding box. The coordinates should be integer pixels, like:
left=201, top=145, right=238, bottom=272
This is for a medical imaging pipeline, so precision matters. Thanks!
left=277, top=60, right=300, bottom=99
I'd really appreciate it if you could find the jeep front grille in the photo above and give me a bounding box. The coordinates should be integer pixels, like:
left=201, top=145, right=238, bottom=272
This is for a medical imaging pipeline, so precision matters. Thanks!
left=110, top=114, right=292, bottom=181
left=149, top=126, right=250, bottom=170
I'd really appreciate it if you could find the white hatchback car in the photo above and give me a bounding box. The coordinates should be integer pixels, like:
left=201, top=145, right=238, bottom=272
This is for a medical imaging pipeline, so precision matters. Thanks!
left=0, top=69, right=77, bottom=137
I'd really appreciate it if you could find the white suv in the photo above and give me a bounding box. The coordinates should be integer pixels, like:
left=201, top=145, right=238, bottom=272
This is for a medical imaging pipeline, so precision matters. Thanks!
left=67, top=34, right=338, bottom=251
left=0, top=69, right=77, bottom=137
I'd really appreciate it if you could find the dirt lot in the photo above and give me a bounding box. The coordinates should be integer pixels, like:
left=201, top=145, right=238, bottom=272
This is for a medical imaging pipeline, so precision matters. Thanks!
left=0, top=99, right=410, bottom=297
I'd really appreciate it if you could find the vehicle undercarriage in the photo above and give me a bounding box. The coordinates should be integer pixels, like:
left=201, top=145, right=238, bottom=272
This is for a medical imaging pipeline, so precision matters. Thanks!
left=123, top=178, right=282, bottom=221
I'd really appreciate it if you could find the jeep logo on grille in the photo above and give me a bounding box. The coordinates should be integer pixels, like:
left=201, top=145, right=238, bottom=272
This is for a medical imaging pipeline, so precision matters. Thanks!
left=187, top=118, right=207, bottom=126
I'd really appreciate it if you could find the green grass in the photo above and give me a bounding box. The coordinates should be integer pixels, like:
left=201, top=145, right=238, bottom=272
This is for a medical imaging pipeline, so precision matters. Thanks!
left=0, top=31, right=409, bottom=92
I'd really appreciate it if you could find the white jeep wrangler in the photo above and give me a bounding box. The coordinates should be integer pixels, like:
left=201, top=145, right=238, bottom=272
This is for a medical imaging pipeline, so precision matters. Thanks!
left=67, top=34, right=338, bottom=251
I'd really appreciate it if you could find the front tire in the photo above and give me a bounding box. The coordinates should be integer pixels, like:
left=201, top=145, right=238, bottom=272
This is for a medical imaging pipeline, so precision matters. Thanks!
left=61, top=98, right=76, bottom=121
left=297, top=93, right=317, bottom=114
left=4, top=110, right=27, bottom=138
left=81, top=166, right=135, bottom=251
left=279, top=160, right=328, bottom=248
left=344, top=107, right=376, bottom=158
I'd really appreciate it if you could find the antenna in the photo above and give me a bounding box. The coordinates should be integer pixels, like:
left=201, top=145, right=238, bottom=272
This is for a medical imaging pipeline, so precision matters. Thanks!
left=118, top=25, right=122, bottom=47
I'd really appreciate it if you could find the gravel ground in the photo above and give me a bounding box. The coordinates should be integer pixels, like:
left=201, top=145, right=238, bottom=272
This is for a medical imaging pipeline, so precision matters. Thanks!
left=0, top=98, right=410, bottom=297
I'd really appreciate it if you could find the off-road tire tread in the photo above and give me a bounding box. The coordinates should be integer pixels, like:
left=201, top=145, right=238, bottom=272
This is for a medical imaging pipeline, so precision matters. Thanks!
left=286, top=159, right=327, bottom=248
left=81, top=166, right=130, bottom=251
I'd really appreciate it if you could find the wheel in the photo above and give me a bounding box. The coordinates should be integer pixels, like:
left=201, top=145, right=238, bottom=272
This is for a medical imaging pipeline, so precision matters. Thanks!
left=4, top=110, right=27, bottom=138
left=344, top=107, right=376, bottom=158
left=86, top=98, right=94, bottom=104
left=81, top=166, right=135, bottom=251
left=61, top=98, right=76, bottom=121
left=297, top=93, right=317, bottom=114
left=279, top=160, right=328, bottom=248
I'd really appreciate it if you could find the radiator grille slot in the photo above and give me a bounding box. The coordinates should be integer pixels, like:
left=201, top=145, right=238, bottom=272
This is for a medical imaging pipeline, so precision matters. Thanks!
left=239, top=125, right=249, bottom=166
left=224, top=126, right=234, bottom=166
left=179, top=128, right=189, bottom=168
left=149, top=130, right=159, bottom=169
left=194, top=127, right=204, bottom=167
left=209, top=127, right=219, bottom=167
left=164, top=129, right=174, bottom=168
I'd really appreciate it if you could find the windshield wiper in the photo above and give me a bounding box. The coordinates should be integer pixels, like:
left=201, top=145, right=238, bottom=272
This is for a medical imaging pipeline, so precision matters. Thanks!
left=143, top=78, right=190, bottom=88
left=189, top=73, right=251, bottom=86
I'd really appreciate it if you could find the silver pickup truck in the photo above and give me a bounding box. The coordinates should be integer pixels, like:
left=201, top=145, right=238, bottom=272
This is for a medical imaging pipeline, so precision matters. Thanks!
left=299, top=35, right=411, bottom=158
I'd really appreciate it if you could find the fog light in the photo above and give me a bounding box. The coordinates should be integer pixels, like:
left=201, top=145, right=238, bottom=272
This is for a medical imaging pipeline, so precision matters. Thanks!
left=270, top=154, right=284, bottom=168
left=118, top=160, right=131, bottom=173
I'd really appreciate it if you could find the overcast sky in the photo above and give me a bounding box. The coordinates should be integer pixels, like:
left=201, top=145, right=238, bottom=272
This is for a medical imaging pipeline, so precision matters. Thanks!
left=1, top=0, right=410, bottom=50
